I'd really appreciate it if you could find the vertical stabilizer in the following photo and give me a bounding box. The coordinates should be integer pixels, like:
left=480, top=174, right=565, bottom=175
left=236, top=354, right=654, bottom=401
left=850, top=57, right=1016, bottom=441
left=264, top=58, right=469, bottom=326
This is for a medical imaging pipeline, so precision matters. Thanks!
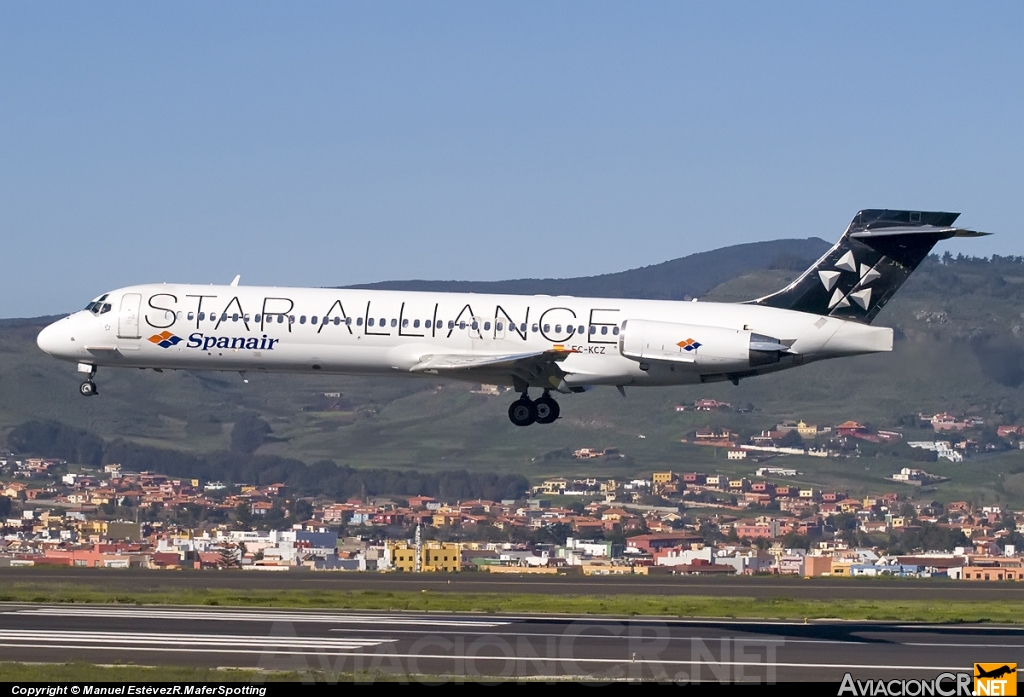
left=751, top=210, right=986, bottom=324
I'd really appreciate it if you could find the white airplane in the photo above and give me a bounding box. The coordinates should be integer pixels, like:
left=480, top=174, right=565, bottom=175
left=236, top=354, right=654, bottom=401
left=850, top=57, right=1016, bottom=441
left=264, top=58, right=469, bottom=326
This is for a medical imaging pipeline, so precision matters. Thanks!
left=37, top=210, right=986, bottom=426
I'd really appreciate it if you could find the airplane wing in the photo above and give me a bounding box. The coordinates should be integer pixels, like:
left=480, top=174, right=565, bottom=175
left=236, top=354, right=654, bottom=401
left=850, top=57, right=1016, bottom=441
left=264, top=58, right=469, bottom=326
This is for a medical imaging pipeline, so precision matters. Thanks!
left=409, top=347, right=578, bottom=391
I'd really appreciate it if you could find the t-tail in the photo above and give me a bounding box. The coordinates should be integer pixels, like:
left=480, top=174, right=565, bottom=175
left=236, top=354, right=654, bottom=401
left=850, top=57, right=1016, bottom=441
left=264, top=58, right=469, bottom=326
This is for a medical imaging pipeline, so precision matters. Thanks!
left=751, top=209, right=988, bottom=324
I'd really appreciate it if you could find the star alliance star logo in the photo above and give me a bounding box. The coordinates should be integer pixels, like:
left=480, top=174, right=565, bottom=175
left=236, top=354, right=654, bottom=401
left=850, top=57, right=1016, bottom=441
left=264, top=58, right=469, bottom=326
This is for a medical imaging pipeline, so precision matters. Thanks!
left=818, top=247, right=886, bottom=313
left=147, top=331, right=182, bottom=348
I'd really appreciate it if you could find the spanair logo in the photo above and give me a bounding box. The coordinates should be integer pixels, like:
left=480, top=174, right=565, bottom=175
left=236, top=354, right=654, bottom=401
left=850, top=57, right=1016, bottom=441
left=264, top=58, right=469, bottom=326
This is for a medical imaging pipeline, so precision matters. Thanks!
left=677, top=338, right=702, bottom=352
left=975, top=664, right=1017, bottom=696
left=148, top=331, right=182, bottom=348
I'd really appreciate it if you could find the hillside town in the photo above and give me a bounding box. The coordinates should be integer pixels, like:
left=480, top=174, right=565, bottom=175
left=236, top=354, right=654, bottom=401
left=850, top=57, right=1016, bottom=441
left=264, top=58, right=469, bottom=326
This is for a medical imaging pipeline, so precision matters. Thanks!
left=671, top=401, right=1024, bottom=463
left=2, top=442, right=1022, bottom=581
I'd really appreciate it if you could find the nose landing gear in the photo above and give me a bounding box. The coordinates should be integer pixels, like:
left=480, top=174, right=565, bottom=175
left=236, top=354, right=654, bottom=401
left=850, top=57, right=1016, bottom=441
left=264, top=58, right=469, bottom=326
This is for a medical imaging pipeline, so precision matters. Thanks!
left=78, top=363, right=98, bottom=397
left=507, top=390, right=560, bottom=427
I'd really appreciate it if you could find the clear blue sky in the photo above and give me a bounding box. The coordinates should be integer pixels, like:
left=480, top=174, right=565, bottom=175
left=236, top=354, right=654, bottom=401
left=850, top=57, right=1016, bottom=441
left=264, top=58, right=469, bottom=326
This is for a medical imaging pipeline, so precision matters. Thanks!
left=2, top=2, right=1021, bottom=318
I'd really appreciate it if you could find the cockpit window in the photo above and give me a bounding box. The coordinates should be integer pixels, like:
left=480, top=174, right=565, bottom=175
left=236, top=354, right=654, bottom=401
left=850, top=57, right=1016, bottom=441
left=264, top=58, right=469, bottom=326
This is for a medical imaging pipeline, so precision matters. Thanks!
left=85, top=294, right=111, bottom=315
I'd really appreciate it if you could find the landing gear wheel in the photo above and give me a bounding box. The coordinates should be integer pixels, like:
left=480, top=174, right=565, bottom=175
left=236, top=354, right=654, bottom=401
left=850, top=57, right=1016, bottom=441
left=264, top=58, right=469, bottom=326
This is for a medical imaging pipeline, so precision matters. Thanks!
left=535, top=394, right=560, bottom=424
left=79, top=380, right=98, bottom=397
left=508, top=398, right=537, bottom=427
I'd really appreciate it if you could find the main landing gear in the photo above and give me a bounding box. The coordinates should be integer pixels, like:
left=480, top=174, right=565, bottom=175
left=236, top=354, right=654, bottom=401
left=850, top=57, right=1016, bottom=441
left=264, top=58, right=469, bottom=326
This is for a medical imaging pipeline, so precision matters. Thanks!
left=78, top=363, right=98, bottom=397
left=508, top=391, right=560, bottom=427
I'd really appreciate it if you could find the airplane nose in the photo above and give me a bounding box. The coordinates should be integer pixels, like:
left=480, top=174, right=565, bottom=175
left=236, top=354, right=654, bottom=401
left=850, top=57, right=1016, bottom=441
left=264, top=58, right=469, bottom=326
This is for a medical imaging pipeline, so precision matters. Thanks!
left=37, top=320, right=68, bottom=356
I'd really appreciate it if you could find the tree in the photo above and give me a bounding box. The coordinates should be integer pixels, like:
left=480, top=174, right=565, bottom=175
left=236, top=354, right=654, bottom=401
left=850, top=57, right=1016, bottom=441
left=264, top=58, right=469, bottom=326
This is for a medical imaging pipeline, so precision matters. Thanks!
left=218, top=546, right=240, bottom=569
left=777, top=430, right=805, bottom=449
left=292, top=499, right=314, bottom=521
left=230, top=413, right=272, bottom=454
left=234, top=502, right=253, bottom=529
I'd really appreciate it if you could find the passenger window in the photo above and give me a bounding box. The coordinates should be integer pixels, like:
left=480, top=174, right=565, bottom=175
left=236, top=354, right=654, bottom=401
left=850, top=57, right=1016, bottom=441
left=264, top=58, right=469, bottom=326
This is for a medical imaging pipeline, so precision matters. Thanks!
left=344, top=317, right=352, bottom=325
left=613, top=327, right=620, bottom=335
left=199, top=312, right=206, bottom=321
left=578, top=325, right=585, bottom=334
left=310, top=316, right=317, bottom=324
left=520, top=323, right=527, bottom=333
left=356, top=317, right=363, bottom=326
left=589, top=326, right=596, bottom=335
left=176, top=312, right=183, bottom=321
left=243, top=314, right=250, bottom=322
left=470, top=321, right=477, bottom=330
left=543, top=324, right=550, bottom=332
left=232, top=313, right=239, bottom=322
left=289, top=315, right=295, bottom=324
left=187, top=312, right=195, bottom=321
left=299, top=316, right=306, bottom=324
left=368, top=318, right=375, bottom=327
left=221, top=313, right=228, bottom=322
left=601, top=326, right=608, bottom=335
left=496, top=322, right=503, bottom=331
left=333, top=317, right=341, bottom=325
left=424, top=320, right=431, bottom=329
left=379, top=318, right=386, bottom=327
left=390, top=318, right=397, bottom=328
left=448, top=321, right=455, bottom=329
left=459, top=321, right=467, bottom=330
left=554, top=324, right=561, bottom=333
left=277, top=315, right=285, bottom=324
left=484, top=322, right=491, bottom=331
left=402, top=319, right=409, bottom=328
left=531, top=324, right=539, bottom=332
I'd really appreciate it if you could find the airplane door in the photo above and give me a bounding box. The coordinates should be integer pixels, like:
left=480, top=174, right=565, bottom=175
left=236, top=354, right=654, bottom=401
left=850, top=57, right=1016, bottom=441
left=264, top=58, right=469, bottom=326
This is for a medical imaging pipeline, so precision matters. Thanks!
left=118, top=293, right=142, bottom=339
left=493, top=317, right=506, bottom=340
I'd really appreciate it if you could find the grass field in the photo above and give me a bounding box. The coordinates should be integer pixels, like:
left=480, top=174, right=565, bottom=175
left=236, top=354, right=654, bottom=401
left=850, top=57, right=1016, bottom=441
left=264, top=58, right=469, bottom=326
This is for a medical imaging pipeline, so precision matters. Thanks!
left=0, top=662, right=543, bottom=683
left=0, top=662, right=295, bottom=682
left=2, top=583, right=1023, bottom=624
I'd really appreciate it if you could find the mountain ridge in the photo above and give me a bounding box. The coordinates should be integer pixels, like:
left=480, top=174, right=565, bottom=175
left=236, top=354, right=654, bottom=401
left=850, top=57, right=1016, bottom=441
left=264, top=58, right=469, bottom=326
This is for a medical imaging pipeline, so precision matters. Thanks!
left=343, top=237, right=832, bottom=300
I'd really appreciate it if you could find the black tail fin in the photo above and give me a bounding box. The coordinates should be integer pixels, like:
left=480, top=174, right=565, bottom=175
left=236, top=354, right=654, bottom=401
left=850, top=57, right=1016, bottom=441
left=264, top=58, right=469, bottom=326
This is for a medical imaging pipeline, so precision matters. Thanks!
left=752, top=209, right=987, bottom=324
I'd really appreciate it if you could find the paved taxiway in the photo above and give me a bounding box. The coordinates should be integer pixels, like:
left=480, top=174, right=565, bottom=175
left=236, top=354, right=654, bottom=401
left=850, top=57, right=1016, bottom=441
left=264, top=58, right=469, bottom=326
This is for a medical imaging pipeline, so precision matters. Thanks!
left=1, top=604, right=1019, bottom=682
left=3, top=567, right=1023, bottom=601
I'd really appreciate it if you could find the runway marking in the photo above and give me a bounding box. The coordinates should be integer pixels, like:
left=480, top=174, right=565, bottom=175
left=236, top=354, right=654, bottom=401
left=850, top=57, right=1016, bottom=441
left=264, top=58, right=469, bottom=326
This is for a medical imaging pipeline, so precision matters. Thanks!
left=0, top=629, right=392, bottom=651
left=904, top=642, right=1024, bottom=649
left=0, top=643, right=384, bottom=657
left=328, top=628, right=869, bottom=646
left=5, top=607, right=510, bottom=627
left=330, top=626, right=1020, bottom=649
left=895, top=624, right=1024, bottom=632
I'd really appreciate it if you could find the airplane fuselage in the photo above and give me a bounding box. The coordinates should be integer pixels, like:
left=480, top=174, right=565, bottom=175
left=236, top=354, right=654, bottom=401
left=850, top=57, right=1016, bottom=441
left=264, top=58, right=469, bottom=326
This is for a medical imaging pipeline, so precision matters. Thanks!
left=37, top=283, right=892, bottom=389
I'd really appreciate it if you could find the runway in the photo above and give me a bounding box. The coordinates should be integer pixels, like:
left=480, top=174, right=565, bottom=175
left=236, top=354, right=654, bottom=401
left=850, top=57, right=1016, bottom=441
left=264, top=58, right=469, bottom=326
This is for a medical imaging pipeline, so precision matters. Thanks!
left=2, top=603, right=1019, bottom=682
